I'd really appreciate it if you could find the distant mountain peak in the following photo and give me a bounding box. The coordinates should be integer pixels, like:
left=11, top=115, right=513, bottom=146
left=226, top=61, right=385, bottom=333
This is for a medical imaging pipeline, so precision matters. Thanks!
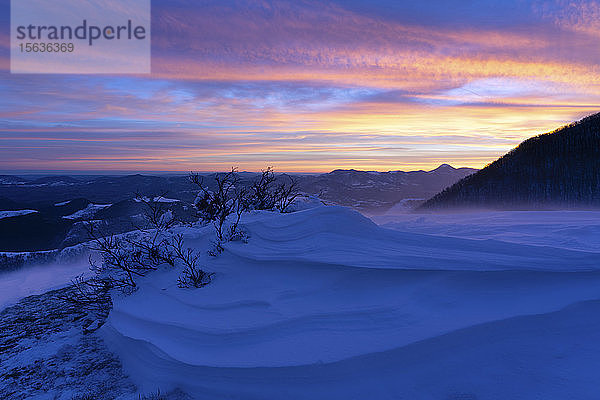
left=430, top=164, right=456, bottom=172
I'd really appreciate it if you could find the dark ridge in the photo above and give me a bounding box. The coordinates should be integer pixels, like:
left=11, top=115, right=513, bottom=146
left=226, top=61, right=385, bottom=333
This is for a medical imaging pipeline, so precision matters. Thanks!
left=419, top=112, right=600, bottom=211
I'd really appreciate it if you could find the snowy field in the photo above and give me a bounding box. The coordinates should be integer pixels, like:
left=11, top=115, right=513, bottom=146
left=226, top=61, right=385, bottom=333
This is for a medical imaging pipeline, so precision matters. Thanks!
left=92, top=205, right=600, bottom=399
left=373, top=210, right=600, bottom=252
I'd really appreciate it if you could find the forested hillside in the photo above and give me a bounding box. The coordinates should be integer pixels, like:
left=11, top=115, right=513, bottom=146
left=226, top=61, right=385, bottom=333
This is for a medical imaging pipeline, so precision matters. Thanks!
left=420, top=113, right=600, bottom=210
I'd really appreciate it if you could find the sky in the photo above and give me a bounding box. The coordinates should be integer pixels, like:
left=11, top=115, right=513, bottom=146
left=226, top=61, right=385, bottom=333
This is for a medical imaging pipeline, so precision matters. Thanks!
left=1, top=0, right=600, bottom=173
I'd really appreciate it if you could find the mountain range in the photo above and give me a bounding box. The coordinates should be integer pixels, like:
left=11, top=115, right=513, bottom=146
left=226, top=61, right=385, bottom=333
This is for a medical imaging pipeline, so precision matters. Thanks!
left=0, top=165, right=475, bottom=253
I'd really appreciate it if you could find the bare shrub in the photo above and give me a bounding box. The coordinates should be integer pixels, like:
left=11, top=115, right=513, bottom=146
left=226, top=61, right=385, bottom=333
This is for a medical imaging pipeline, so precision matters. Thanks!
left=58, top=275, right=112, bottom=321
left=274, top=174, right=300, bottom=212
left=249, top=166, right=278, bottom=210
left=177, top=265, right=214, bottom=288
left=164, top=233, right=214, bottom=288
left=189, top=168, right=248, bottom=241
left=59, top=195, right=213, bottom=323
left=248, top=167, right=300, bottom=213
left=85, top=222, right=172, bottom=294
left=189, top=166, right=299, bottom=255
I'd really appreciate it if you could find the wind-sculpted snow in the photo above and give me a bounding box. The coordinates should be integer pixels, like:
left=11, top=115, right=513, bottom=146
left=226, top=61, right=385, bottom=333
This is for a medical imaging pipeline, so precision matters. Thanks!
left=374, top=210, right=600, bottom=252
left=101, top=205, right=600, bottom=399
left=231, top=207, right=600, bottom=272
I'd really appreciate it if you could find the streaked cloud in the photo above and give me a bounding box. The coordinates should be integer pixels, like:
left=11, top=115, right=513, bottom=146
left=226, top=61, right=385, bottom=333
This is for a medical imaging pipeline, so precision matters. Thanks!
left=1, top=0, right=599, bottom=172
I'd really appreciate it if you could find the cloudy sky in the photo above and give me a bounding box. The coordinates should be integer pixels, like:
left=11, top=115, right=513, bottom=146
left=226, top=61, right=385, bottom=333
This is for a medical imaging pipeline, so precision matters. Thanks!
left=2, top=0, right=600, bottom=173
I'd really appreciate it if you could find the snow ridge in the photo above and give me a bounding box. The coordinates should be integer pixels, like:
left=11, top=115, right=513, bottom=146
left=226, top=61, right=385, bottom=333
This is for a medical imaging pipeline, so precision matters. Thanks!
left=100, top=205, right=600, bottom=399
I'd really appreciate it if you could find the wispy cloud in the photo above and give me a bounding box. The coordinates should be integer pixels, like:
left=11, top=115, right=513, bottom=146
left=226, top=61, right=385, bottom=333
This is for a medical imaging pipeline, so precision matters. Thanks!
left=1, top=0, right=600, bottom=172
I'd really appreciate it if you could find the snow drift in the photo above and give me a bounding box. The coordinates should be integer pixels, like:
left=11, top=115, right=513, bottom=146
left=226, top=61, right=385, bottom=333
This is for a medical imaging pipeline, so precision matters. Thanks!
left=101, top=205, right=600, bottom=399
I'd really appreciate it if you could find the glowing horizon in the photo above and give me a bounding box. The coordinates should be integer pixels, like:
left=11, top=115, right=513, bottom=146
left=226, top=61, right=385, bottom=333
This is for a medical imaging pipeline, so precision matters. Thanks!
left=2, top=0, right=600, bottom=173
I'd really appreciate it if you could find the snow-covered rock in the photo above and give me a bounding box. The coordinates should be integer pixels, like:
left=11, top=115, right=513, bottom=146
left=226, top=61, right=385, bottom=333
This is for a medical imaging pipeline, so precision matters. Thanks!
left=0, top=287, right=136, bottom=399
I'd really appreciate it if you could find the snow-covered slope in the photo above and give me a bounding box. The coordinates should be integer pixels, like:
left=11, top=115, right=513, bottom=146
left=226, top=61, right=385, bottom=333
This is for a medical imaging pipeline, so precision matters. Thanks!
left=62, top=203, right=111, bottom=220
left=0, top=251, right=90, bottom=310
left=100, top=205, right=600, bottom=399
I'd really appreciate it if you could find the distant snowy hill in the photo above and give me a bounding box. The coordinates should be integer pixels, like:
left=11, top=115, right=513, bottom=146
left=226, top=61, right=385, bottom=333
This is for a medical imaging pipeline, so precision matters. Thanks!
left=421, top=112, right=600, bottom=210
left=0, top=209, right=38, bottom=219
